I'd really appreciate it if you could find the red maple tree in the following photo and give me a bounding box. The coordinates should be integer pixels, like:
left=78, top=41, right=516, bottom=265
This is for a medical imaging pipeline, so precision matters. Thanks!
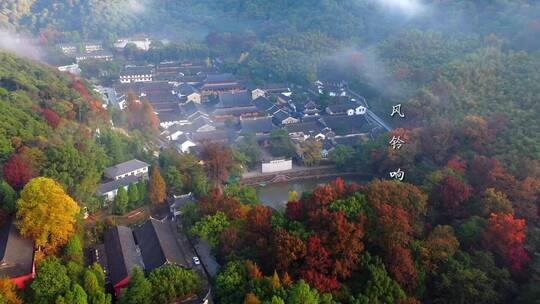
left=483, top=213, right=529, bottom=272
left=435, top=176, right=472, bottom=217
left=42, top=108, right=61, bottom=128
left=3, top=154, right=33, bottom=189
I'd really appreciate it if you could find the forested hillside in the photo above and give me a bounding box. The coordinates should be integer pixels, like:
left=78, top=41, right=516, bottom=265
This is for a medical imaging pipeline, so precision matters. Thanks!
left=0, top=52, right=145, bottom=211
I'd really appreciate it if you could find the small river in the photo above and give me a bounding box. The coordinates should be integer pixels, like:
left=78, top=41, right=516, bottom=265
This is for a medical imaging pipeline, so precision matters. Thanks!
left=256, top=175, right=371, bottom=210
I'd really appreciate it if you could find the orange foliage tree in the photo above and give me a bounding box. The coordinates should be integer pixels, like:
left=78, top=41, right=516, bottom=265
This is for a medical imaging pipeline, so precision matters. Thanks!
left=482, top=213, right=529, bottom=273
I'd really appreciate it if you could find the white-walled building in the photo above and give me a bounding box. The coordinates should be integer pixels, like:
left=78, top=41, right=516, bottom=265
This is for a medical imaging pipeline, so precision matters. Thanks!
left=104, top=159, right=150, bottom=180
left=119, top=66, right=155, bottom=83
left=57, top=64, right=81, bottom=75
left=326, top=103, right=366, bottom=116
left=262, top=158, right=293, bottom=173
left=98, top=175, right=140, bottom=201
left=175, top=134, right=197, bottom=153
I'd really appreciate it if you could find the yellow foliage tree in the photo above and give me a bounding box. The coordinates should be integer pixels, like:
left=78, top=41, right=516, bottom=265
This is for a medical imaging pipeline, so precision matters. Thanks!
left=268, top=271, right=281, bottom=289
left=0, top=277, right=23, bottom=304
left=16, top=177, right=80, bottom=254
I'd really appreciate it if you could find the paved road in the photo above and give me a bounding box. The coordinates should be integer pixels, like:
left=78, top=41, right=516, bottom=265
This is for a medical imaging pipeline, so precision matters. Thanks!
left=168, top=218, right=214, bottom=304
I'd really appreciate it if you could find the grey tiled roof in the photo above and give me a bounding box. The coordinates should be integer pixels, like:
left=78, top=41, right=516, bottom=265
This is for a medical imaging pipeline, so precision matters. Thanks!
left=253, top=96, right=275, bottom=112
left=217, top=91, right=253, bottom=108
left=326, top=102, right=357, bottom=113
left=104, top=159, right=149, bottom=179
left=240, top=117, right=276, bottom=134
left=284, top=121, right=324, bottom=134
left=98, top=175, right=141, bottom=194
left=205, top=73, right=236, bottom=83
left=169, top=193, right=196, bottom=210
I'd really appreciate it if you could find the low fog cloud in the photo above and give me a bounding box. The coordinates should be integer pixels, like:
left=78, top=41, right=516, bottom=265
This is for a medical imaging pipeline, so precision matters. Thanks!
left=374, top=0, right=427, bottom=17
left=125, top=0, right=147, bottom=14
left=324, top=46, right=407, bottom=97
left=0, top=29, right=42, bottom=61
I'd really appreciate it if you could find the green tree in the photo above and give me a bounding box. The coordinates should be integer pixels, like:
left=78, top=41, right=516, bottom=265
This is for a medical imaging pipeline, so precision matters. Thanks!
left=270, top=296, right=285, bottom=304
left=63, top=283, right=88, bottom=304
left=137, top=180, right=148, bottom=203
left=234, top=134, right=262, bottom=169
left=299, top=139, right=322, bottom=167
left=0, top=180, right=17, bottom=214
left=270, top=129, right=296, bottom=158
left=148, top=265, right=201, bottom=303
left=66, top=261, right=84, bottom=283
left=215, top=261, right=249, bottom=304
left=456, top=216, right=486, bottom=249
left=43, top=142, right=108, bottom=202
left=432, top=253, right=498, bottom=304
left=191, top=211, right=230, bottom=248
left=351, top=253, right=406, bottom=304
left=478, top=188, right=514, bottom=217
left=64, top=235, right=84, bottom=264
left=31, top=257, right=71, bottom=304
left=330, top=145, right=355, bottom=170
left=119, top=268, right=152, bottom=304
left=224, top=184, right=260, bottom=205
left=114, top=187, right=129, bottom=215
left=84, top=266, right=112, bottom=304
left=328, top=192, right=370, bottom=219
left=0, top=135, right=14, bottom=162
left=164, top=166, right=183, bottom=195
left=128, top=182, right=140, bottom=205
left=287, top=280, right=320, bottom=304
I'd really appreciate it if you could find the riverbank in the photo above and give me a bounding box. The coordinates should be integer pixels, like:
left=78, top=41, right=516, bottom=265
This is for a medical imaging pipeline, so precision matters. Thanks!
left=242, top=165, right=373, bottom=186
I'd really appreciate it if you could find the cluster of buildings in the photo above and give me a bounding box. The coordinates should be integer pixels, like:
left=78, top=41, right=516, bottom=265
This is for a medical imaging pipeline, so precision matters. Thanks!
left=85, top=54, right=374, bottom=173
left=56, top=40, right=113, bottom=63
left=106, top=62, right=373, bottom=172
left=55, top=36, right=153, bottom=65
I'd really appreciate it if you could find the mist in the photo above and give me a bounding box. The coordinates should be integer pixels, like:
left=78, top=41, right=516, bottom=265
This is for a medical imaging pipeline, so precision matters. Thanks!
left=0, top=30, right=42, bottom=61
left=125, top=0, right=147, bottom=14
left=373, top=0, right=427, bottom=17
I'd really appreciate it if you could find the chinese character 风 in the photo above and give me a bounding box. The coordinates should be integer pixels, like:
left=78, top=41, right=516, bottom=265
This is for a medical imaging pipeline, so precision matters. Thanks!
left=389, top=168, right=405, bottom=181
left=390, top=104, right=405, bottom=118
left=389, top=136, right=405, bottom=150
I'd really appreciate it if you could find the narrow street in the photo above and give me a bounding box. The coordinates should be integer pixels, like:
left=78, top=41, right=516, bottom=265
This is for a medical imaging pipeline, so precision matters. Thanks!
left=169, top=217, right=218, bottom=303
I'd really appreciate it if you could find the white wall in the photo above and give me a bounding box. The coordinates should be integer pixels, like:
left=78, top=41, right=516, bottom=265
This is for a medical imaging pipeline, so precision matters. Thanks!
left=262, top=159, right=292, bottom=173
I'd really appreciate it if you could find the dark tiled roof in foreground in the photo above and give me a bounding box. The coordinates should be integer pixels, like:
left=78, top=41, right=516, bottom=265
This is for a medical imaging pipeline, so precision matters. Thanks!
left=0, top=217, right=34, bottom=278
left=133, top=218, right=187, bottom=271
left=104, top=226, right=144, bottom=286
